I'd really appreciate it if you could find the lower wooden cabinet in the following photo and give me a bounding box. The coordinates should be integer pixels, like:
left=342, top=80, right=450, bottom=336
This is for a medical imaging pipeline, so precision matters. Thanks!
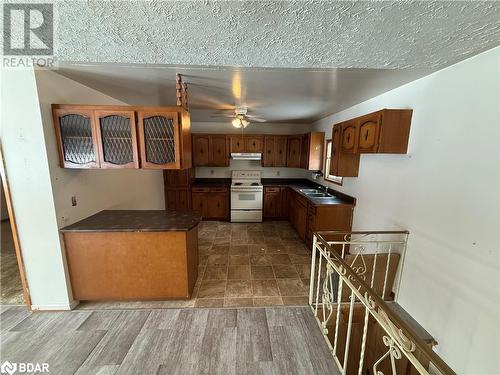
left=165, top=189, right=190, bottom=211
left=294, top=197, right=308, bottom=241
left=263, top=187, right=289, bottom=219
left=164, top=169, right=194, bottom=211
left=287, top=187, right=354, bottom=246
left=305, top=203, right=354, bottom=247
left=192, top=187, right=229, bottom=220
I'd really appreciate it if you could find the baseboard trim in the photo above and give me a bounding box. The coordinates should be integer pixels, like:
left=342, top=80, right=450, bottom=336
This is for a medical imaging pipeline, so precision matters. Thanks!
left=31, top=299, right=80, bottom=311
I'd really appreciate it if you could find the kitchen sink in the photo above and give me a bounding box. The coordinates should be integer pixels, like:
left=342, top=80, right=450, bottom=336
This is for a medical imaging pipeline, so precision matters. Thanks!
left=299, top=188, right=335, bottom=199
left=299, top=188, right=320, bottom=193
left=305, top=192, right=333, bottom=198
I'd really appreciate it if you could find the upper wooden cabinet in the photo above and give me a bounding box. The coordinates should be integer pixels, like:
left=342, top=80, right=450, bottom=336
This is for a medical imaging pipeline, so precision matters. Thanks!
left=191, top=131, right=326, bottom=170
left=230, top=135, right=263, bottom=153
left=137, top=110, right=180, bottom=169
left=331, top=109, right=412, bottom=176
left=330, top=123, right=360, bottom=177
left=53, top=107, right=101, bottom=169
left=231, top=135, right=245, bottom=153
left=211, top=135, right=229, bottom=166
left=357, top=112, right=381, bottom=153
left=52, top=105, right=192, bottom=170
left=341, top=121, right=357, bottom=154
left=340, top=109, right=412, bottom=154
left=287, top=132, right=325, bottom=170
left=287, top=135, right=302, bottom=168
left=245, top=135, right=263, bottom=153
left=192, top=134, right=229, bottom=167
left=301, top=132, right=325, bottom=170
left=94, top=110, right=139, bottom=169
left=263, top=135, right=287, bottom=167
left=192, top=135, right=210, bottom=166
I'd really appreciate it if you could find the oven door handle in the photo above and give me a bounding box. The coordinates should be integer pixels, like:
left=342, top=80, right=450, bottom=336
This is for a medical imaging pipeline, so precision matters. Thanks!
left=231, top=189, right=263, bottom=193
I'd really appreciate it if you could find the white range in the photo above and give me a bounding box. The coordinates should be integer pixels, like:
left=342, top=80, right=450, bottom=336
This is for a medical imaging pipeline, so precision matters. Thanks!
left=230, top=170, right=263, bottom=222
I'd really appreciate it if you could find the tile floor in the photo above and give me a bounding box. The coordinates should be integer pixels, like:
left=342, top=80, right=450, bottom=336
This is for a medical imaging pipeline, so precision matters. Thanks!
left=79, top=221, right=313, bottom=310
left=194, top=220, right=312, bottom=308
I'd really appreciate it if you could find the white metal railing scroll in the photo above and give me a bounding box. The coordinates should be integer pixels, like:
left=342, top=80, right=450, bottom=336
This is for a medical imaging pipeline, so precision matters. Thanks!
left=309, top=231, right=456, bottom=375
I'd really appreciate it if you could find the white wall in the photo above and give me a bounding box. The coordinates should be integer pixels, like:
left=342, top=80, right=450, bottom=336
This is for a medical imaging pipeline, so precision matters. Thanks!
left=311, top=47, right=500, bottom=374
left=1, top=68, right=72, bottom=309
left=192, top=121, right=312, bottom=179
left=35, top=71, right=165, bottom=227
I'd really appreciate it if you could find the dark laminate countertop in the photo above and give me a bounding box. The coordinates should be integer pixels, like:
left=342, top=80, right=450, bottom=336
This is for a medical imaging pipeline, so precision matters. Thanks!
left=192, top=178, right=356, bottom=206
left=262, top=178, right=356, bottom=206
left=60, top=210, right=201, bottom=233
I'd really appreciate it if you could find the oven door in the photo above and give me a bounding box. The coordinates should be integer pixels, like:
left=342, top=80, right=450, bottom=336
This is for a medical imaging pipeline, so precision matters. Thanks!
left=231, top=189, right=263, bottom=210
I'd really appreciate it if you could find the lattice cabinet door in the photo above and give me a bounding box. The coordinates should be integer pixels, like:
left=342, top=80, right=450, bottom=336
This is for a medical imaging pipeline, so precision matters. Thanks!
left=52, top=107, right=100, bottom=168
left=95, top=110, right=139, bottom=168
left=137, top=111, right=181, bottom=169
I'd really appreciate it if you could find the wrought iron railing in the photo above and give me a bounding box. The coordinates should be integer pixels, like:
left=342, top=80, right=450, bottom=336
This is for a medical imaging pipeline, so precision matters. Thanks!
left=309, top=231, right=456, bottom=375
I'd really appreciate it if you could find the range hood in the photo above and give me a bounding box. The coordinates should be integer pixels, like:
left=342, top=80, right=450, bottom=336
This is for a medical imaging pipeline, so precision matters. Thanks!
left=231, top=153, right=262, bottom=161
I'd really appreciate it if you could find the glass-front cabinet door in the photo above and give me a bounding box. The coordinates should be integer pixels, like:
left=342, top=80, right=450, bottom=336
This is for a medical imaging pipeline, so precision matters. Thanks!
left=95, top=110, right=139, bottom=168
left=53, top=108, right=100, bottom=168
left=137, top=111, right=180, bottom=169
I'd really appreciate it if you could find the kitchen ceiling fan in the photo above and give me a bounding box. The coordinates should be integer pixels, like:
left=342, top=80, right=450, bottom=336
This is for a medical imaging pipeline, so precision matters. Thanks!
left=213, top=105, right=266, bottom=128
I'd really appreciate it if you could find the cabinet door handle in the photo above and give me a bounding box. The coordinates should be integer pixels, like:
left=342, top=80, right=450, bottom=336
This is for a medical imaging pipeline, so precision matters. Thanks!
left=347, top=134, right=351, bottom=143
left=364, top=131, right=369, bottom=140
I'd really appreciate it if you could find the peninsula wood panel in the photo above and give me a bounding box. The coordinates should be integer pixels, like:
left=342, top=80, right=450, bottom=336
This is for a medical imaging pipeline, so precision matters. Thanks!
left=63, top=229, right=198, bottom=300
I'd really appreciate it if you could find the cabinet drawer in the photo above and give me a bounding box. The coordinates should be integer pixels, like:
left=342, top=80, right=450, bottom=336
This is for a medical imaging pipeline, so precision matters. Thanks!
left=192, top=187, right=210, bottom=193
left=210, top=187, right=228, bottom=193
left=264, top=187, right=280, bottom=193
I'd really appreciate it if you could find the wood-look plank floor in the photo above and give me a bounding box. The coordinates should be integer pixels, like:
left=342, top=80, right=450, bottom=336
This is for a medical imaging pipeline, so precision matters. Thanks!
left=0, top=306, right=339, bottom=375
left=1, top=221, right=25, bottom=305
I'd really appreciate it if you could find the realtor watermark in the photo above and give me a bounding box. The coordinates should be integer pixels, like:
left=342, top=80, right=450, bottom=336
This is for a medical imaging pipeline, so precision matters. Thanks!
left=0, top=361, right=49, bottom=374
left=2, top=3, right=56, bottom=68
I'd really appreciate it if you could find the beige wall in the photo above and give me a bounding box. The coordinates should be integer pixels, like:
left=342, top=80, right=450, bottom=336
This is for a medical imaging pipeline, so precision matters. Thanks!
left=311, top=47, right=500, bottom=374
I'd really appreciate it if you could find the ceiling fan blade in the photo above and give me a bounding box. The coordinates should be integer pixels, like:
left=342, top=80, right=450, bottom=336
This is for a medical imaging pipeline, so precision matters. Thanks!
left=212, top=108, right=236, bottom=113
left=246, top=115, right=266, bottom=122
left=210, top=114, right=235, bottom=118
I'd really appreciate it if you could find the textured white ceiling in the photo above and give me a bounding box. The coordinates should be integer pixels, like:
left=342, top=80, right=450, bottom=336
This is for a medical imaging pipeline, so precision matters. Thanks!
left=56, top=1, right=500, bottom=69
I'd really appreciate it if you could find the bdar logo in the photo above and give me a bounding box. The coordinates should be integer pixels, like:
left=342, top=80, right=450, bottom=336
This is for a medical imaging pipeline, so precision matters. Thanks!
left=0, top=361, right=17, bottom=375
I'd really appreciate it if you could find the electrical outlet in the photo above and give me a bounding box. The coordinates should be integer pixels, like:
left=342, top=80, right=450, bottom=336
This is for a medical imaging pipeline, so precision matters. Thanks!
left=276, top=171, right=280, bottom=176
left=210, top=169, right=214, bottom=175
left=71, top=196, right=77, bottom=206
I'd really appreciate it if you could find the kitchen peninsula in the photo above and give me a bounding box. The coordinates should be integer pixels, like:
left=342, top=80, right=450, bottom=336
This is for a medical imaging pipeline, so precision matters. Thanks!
left=60, top=210, right=201, bottom=301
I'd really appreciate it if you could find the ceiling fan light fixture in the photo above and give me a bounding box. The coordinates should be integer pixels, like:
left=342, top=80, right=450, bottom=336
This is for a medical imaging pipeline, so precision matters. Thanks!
left=232, top=118, right=242, bottom=128
left=241, top=119, right=250, bottom=128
